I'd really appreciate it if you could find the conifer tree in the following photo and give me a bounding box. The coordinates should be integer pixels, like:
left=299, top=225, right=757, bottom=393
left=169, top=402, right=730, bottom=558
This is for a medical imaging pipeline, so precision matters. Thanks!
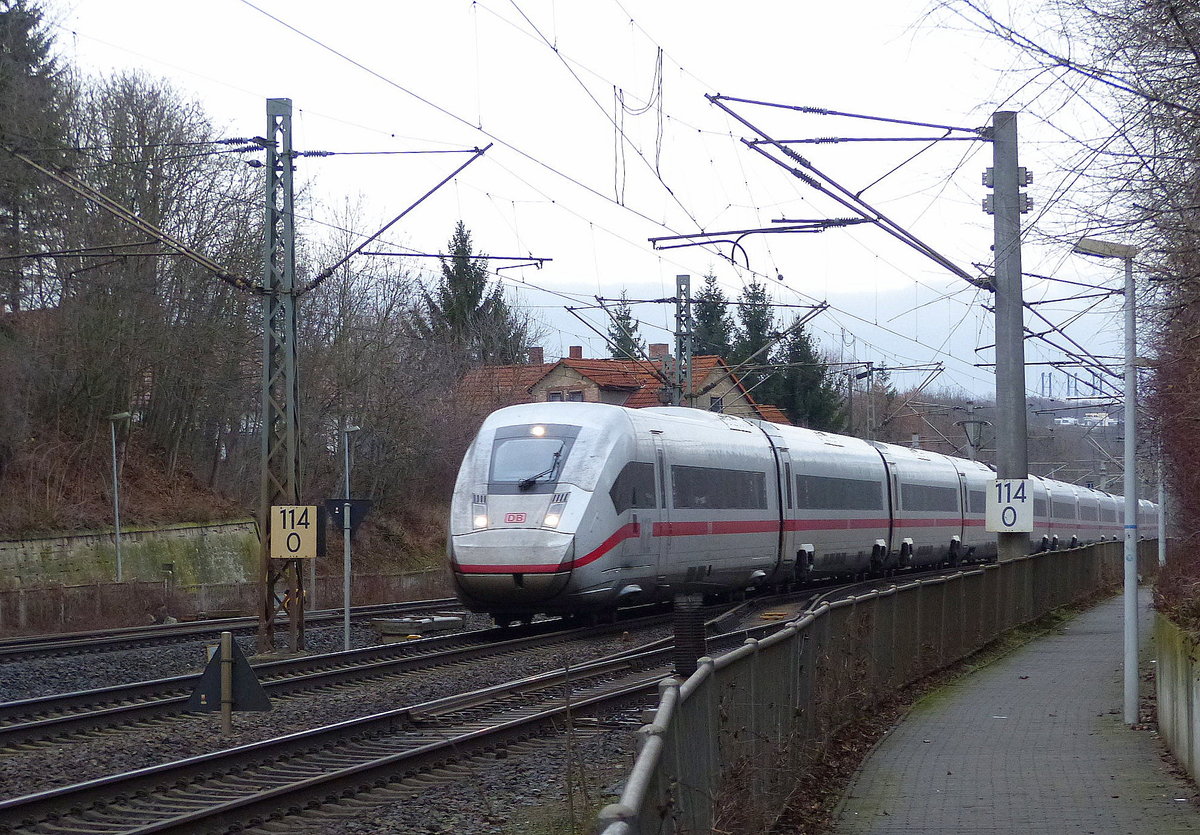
left=730, top=278, right=776, bottom=402
left=732, top=279, right=774, bottom=366
left=693, top=271, right=735, bottom=358
left=0, top=0, right=68, bottom=313
left=776, top=322, right=845, bottom=431
left=415, top=221, right=529, bottom=365
left=607, top=290, right=645, bottom=359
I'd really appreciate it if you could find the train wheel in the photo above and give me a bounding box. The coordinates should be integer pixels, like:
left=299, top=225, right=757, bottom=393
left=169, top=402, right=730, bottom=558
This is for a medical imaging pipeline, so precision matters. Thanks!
left=870, top=545, right=885, bottom=576
left=493, top=613, right=519, bottom=628
left=795, top=552, right=814, bottom=586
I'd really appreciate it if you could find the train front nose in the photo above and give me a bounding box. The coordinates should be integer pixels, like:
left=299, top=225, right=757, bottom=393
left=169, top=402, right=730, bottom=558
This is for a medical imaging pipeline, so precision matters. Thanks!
left=450, top=529, right=575, bottom=607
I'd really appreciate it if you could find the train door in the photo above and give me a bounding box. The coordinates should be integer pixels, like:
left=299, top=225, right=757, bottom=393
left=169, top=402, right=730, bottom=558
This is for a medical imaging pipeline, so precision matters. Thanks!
left=953, top=469, right=968, bottom=565
left=651, top=432, right=671, bottom=587
left=873, top=446, right=899, bottom=568
left=754, top=421, right=792, bottom=583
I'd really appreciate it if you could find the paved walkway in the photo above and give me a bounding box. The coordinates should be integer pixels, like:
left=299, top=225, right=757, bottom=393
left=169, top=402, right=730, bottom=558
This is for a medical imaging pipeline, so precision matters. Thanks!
left=834, top=590, right=1200, bottom=834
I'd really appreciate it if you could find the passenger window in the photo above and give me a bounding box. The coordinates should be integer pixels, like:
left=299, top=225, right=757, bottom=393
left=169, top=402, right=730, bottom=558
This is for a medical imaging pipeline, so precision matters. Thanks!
left=1052, top=501, right=1077, bottom=519
left=609, top=462, right=657, bottom=514
left=672, top=465, right=767, bottom=509
left=900, top=483, right=959, bottom=512
left=795, top=474, right=883, bottom=511
left=968, top=490, right=986, bottom=514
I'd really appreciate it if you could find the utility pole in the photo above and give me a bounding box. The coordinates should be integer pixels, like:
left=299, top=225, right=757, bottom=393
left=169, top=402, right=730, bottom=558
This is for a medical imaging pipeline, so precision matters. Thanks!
left=257, top=98, right=304, bottom=654
left=986, top=111, right=1031, bottom=563
left=864, top=362, right=875, bottom=440
left=845, top=372, right=855, bottom=435
left=674, top=274, right=693, bottom=406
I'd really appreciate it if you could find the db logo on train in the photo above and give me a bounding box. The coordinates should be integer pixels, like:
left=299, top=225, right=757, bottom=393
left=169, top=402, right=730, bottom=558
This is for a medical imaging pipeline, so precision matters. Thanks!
left=504, top=512, right=527, bottom=524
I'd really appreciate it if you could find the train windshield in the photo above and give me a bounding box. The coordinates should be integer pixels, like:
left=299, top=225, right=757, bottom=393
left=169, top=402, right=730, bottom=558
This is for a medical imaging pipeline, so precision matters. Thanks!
left=489, top=424, right=581, bottom=493
left=495, top=439, right=563, bottom=486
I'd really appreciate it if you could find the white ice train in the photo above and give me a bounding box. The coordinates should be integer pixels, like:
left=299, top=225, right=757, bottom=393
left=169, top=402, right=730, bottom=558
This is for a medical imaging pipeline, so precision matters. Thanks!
left=448, top=402, right=1157, bottom=624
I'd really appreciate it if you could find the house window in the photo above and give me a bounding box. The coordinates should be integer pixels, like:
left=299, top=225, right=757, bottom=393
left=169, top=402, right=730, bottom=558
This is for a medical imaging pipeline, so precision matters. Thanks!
left=709, top=396, right=724, bottom=413
left=566, top=390, right=584, bottom=402
left=547, top=391, right=564, bottom=402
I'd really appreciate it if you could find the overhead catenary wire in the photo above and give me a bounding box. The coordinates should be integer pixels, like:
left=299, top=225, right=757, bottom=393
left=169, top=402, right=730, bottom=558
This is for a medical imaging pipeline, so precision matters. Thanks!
left=228, top=2, right=1009, bottom=391
left=297, top=144, right=492, bottom=296
left=708, top=95, right=992, bottom=291
left=4, top=144, right=256, bottom=294
left=62, top=2, right=1078, bottom=402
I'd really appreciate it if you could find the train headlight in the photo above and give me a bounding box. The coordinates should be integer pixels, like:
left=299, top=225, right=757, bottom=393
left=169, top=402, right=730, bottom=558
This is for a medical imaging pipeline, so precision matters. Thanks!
left=472, top=496, right=488, bottom=529
left=542, top=492, right=568, bottom=529
left=473, top=514, right=489, bottom=529
left=530, top=425, right=547, bottom=437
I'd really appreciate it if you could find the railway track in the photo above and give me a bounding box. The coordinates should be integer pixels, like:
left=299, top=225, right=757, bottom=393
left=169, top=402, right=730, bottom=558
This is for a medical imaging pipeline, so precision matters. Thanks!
left=0, top=572, right=959, bottom=833
left=0, top=568, right=947, bottom=751
left=0, top=613, right=680, bottom=749
left=0, top=596, right=810, bottom=835
left=0, top=599, right=462, bottom=663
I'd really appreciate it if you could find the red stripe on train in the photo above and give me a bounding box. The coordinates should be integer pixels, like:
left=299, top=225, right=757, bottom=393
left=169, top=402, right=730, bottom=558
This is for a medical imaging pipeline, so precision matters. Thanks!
left=457, top=514, right=997, bottom=574
left=454, top=522, right=641, bottom=574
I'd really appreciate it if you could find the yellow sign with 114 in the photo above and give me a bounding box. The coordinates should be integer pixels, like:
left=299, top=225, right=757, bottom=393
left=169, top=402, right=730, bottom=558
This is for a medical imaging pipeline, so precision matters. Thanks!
left=271, top=505, right=317, bottom=559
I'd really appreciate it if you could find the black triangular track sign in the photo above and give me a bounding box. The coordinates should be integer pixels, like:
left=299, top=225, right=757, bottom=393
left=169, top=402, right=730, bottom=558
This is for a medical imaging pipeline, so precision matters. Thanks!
left=185, top=639, right=272, bottom=712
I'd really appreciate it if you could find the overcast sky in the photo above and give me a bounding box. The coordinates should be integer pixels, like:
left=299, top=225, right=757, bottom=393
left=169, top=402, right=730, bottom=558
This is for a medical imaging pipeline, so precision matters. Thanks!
left=48, top=0, right=1130, bottom=402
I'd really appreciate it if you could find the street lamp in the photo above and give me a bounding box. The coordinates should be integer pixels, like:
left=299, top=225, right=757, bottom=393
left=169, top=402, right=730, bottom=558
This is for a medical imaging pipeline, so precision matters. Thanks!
left=342, top=425, right=361, bottom=651
left=108, top=412, right=132, bottom=583
left=1073, top=235, right=1140, bottom=725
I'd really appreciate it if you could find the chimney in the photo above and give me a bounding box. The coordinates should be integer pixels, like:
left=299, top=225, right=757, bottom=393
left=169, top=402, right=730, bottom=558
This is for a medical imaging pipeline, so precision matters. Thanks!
left=649, top=343, right=670, bottom=360
left=528, top=346, right=544, bottom=365
left=568, top=345, right=583, bottom=360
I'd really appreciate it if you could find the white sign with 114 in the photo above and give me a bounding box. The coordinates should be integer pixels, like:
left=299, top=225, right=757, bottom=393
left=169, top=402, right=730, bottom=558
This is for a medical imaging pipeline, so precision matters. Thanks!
left=985, top=479, right=1033, bottom=533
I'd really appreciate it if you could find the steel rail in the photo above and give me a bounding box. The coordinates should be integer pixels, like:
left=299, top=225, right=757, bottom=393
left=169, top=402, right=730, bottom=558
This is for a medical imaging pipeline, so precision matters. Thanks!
left=0, top=599, right=461, bottom=662
left=0, top=615, right=672, bottom=748
left=0, top=646, right=674, bottom=833
left=0, top=579, right=948, bottom=832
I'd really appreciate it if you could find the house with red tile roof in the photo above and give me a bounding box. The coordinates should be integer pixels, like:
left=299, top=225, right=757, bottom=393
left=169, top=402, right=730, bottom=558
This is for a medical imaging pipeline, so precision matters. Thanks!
left=459, top=343, right=792, bottom=425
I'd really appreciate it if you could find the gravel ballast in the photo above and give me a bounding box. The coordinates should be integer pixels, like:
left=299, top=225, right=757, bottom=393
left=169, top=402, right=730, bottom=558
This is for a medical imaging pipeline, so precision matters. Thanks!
left=0, top=619, right=668, bottom=812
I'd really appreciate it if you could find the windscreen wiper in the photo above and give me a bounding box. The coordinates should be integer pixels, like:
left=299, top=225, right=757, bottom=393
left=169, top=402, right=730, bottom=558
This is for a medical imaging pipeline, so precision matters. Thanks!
left=518, top=445, right=563, bottom=491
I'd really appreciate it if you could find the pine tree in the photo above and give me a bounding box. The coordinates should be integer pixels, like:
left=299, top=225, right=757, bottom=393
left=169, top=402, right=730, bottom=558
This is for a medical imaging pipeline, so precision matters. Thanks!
left=776, top=322, right=845, bottom=431
left=415, top=221, right=529, bottom=365
left=730, top=278, right=776, bottom=401
left=693, top=271, right=735, bottom=358
left=607, top=290, right=644, bottom=359
left=732, top=279, right=774, bottom=366
left=0, top=0, right=68, bottom=313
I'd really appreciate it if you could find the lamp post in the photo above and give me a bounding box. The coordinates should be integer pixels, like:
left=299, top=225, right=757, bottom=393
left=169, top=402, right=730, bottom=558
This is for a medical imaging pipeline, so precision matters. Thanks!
left=108, top=412, right=132, bottom=583
left=1073, top=235, right=1139, bottom=725
left=342, top=425, right=361, bottom=651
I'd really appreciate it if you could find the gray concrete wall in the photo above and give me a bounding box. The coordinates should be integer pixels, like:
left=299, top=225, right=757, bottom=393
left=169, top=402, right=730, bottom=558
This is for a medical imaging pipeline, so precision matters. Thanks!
left=0, top=521, right=259, bottom=589
left=1155, top=614, right=1200, bottom=781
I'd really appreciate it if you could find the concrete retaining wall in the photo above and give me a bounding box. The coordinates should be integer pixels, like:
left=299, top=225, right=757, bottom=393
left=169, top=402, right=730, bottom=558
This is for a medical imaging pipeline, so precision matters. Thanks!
left=1155, top=614, right=1200, bottom=780
left=0, top=521, right=259, bottom=589
left=0, top=568, right=452, bottom=636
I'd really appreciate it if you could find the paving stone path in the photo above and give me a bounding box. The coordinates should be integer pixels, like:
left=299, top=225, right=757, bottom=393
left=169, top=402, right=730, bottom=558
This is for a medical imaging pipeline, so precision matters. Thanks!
left=834, top=590, right=1200, bottom=834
